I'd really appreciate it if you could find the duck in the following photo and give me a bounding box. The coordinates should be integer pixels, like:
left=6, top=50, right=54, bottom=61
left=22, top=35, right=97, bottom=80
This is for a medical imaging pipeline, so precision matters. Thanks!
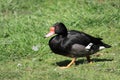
left=45, top=22, right=111, bottom=69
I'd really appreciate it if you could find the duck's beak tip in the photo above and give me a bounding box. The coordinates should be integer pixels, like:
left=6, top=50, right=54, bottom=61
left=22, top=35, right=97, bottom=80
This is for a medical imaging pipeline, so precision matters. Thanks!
left=45, top=27, right=55, bottom=38
left=44, top=32, right=55, bottom=38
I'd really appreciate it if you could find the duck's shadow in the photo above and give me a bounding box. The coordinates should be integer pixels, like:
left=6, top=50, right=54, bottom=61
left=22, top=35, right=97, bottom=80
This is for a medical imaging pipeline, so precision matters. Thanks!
left=56, top=58, right=113, bottom=67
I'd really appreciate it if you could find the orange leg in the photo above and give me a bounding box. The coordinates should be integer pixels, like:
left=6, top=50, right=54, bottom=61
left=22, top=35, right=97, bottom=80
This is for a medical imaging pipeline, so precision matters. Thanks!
left=60, top=58, right=76, bottom=69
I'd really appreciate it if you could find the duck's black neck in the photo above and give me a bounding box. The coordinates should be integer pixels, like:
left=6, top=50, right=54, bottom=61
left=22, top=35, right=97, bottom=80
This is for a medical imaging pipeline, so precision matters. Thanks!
left=61, top=32, right=68, bottom=37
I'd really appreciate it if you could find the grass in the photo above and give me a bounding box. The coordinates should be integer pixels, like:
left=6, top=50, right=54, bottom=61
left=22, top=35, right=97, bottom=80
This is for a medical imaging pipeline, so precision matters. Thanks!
left=0, top=0, right=120, bottom=80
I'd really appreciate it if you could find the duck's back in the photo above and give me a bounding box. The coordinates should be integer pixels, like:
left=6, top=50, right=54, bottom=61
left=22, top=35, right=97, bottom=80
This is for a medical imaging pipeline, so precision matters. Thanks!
left=68, top=30, right=105, bottom=45
left=66, top=30, right=92, bottom=46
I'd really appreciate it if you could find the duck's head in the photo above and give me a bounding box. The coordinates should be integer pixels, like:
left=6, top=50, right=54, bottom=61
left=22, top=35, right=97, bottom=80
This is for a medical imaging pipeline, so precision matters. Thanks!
left=45, top=22, right=68, bottom=38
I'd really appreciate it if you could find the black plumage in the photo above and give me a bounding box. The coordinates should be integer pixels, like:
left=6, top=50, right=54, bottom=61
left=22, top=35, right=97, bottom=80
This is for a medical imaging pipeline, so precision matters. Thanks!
left=45, top=22, right=111, bottom=69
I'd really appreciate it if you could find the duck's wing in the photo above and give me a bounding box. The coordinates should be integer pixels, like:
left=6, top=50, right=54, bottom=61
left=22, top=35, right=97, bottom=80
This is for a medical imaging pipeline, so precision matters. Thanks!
left=69, top=30, right=105, bottom=44
left=66, top=30, right=94, bottom=46
left=68, top=30, right=111, bottom=48
left=60, top=30, right=90, bottom=51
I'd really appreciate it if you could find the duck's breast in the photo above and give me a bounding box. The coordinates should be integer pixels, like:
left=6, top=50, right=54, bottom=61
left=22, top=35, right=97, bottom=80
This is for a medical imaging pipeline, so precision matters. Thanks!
left=49, top=36, right=68, bottom=55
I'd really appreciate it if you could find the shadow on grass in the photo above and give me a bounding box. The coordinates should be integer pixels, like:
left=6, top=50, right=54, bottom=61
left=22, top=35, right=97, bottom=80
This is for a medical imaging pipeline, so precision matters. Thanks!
left=55, top=58, right=113, bottom=67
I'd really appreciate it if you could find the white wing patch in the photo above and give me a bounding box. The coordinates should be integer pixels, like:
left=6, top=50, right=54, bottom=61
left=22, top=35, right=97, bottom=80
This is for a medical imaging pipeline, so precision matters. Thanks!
left=85, top=43, right=93, bottom=50
left=85, top=43, right=105, bottom=51
left=99, top=46, right=105, bottom=50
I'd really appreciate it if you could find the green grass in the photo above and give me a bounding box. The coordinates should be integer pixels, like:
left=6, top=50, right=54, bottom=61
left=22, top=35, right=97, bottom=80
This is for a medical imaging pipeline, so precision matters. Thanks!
left=0, top=0, right=120, bottom=80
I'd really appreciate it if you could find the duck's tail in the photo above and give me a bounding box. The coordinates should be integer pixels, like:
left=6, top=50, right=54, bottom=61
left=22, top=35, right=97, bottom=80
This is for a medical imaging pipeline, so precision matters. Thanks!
left=99, top=43, right=111, bottom=50
left=103, top=43, right=111, bottom=48
left=95, top=38, right=111, bottom=48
